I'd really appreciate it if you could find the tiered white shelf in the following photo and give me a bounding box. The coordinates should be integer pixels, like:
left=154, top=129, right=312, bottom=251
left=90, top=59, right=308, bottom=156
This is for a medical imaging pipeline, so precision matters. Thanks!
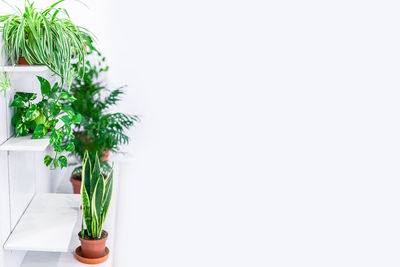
left=2, top=65, right=48, bottom=73
left=4, top=193, right=81, bottom=252
left=0, top=135, right=50, bottom=151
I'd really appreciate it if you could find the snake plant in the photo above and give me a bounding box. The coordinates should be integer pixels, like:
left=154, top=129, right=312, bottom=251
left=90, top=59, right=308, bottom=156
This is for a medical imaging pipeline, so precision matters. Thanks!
left=0, top=0, right=93, bottom=87
left=80, top=151, right=114, bottom=239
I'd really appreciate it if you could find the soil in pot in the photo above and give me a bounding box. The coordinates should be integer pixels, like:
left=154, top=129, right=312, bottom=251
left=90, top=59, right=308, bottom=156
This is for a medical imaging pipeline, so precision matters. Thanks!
left=79, top=230, right=108, bottom=259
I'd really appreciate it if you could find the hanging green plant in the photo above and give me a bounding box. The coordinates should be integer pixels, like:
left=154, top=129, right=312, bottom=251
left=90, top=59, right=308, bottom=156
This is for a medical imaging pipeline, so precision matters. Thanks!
left=0, top=0, right=93, bottom=86
left=11, top=76, right=82, bottom=168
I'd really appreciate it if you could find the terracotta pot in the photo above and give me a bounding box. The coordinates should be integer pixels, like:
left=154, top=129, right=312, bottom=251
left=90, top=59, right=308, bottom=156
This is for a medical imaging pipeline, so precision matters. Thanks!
left=18, top=57, right=30, bottom=65
left=76, top=247, right=109, bottom=264
left=70, top=173, right=107, bottom=194
left=101, top=150, right=110, bottom=162
left=79, top=231, right=108, bottom=259
left=70, top=174, right=82, bottom=194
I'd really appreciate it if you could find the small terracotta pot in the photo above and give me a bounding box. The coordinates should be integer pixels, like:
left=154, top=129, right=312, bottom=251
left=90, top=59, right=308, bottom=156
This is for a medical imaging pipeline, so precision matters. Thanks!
left=70, top=173, right=107, bottom=194
left=101, top=150, right=110, bottom=162
left=70, top=174, right=82, bottom=194
left=79, top=231, right=108, bottom=259
left=18, top=57, right=30, bottom=65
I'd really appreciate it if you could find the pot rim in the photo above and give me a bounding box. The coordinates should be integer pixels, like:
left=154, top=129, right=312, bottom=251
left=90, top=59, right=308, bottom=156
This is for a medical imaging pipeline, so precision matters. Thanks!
left=70, top=174, right=82, bottom=182
left=79, top=230, right=108, bottom=242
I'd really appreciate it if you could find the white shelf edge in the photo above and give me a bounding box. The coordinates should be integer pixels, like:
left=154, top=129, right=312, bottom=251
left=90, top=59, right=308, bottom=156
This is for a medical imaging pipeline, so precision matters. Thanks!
left=1, top=65, right=48, bottom=73
left=0, top=135, right=50, bottom=152
left=4, top=193, right=81, bottom=252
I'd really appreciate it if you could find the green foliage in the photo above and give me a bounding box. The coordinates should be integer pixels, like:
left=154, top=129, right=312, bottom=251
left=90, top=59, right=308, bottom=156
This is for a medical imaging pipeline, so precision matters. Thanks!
left=69, top=50, right=138, bottom=162
left=0, top=0, right=93, bottom=86
left=11, top=76, right=80, bottom=169
left=81, top=151, right=113, bottom=239
left=0, top=68, right=11, bottom=94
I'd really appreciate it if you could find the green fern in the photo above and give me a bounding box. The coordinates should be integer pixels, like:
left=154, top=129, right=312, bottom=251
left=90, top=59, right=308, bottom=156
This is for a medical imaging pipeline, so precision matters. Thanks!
left=69, top=49, right=138, bottom=162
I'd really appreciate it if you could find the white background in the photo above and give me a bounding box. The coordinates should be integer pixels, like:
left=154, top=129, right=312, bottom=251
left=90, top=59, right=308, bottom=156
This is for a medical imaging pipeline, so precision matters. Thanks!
left=4, top=0, right=400, bottom=266
left=107, top=1, right=400, bottom=266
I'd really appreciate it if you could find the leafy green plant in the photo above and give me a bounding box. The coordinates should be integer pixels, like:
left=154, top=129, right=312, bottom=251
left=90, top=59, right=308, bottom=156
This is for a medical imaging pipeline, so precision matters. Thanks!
left=69, top=50, right=138, bottom=163
left=80, top=151, right=113, bottom=239
left=0, top=0, right=93, bottom=86
left=11, top=76, right=82, bottom=168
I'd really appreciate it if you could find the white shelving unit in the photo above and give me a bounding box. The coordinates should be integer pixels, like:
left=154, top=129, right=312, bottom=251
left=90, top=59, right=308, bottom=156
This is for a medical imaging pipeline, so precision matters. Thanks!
left=0, top=135, right=50, bottom=151
left=2, top=66, right=48, bottom=73
left=0, top=53, right=116, bottom=267
left=4, top=194, right=81, bottom=252
left=0, top=44, right=116, bottom=267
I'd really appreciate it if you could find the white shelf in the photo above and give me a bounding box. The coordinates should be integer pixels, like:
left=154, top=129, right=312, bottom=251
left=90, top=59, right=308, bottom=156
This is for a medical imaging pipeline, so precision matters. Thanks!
left=4, top=193, right=81, bottom=252
left=0, top=135, right=50, bottom=151
left=1, top=65, right=48, bottom=73
left=21, top=251, right=113, bottom=267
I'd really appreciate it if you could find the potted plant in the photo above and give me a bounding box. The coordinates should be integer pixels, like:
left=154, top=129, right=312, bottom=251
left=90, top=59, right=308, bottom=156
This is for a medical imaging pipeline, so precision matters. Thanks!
left=68, top=49, right=137, bottom=193
left=11, top=76, right=81, bottom=168
left=0, top=0, right=93, bottom=86
left=75, top=151, right=113, bottom=264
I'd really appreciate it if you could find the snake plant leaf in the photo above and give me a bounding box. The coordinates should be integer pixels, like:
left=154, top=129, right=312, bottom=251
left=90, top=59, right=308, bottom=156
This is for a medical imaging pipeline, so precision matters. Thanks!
left=101, top=169, right=113, bottom=224
left=80, top=152, right=114, bottom=239
left=83, top=151, right=92, bottom=200
left=81, top=178, right=92, bottom=237
left=92, top=176, right=104, bottom=238
left=91, top=155, right=101, bottom=198
left=81, top=217, right=85, bottom=238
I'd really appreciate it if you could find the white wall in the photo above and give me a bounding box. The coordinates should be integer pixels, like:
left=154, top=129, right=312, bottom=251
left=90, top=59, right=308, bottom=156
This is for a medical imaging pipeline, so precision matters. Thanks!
left=105, top=1, right=400, bottom=267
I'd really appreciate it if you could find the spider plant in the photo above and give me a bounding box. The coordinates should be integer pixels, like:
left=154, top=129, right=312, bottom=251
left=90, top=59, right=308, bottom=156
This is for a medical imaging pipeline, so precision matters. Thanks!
left=0, top=0, right=93, bottom=86
left=81, top=151, right=113, bottom=239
